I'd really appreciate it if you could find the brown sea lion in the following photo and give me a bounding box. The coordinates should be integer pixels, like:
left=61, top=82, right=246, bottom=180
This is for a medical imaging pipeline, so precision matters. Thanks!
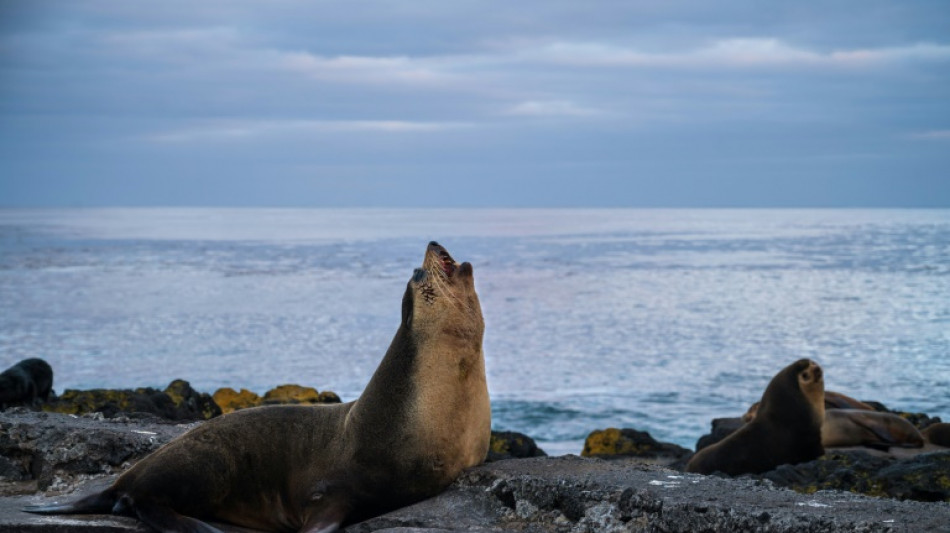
left=686, top=359, right=825, bottom=476
left=822, top=409, right=924, bottom=449
left=0, top=358, right=53, bottom=409
left=823, top=390, right=875, bottom=411
left=742, top=390, right=874, bottom=423
left=25, top=241, right=491, bottom=533
left=922, top=423, right=950, bottom=447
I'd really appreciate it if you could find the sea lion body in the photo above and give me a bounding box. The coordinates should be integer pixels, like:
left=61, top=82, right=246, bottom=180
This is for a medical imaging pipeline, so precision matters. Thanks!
left=0, top=358, right=53, bottom=408
left=686, top=359, right=825, bottom=476
left=822, top=409, right=924, bottom=450
left=742, top=390, right=874, bottom=423
left=25, top=242, right=490, bottom=532
left=922, top=423, right=950, bottom=448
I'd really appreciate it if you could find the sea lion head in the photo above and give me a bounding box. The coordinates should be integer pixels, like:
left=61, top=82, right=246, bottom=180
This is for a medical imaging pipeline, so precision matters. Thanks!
left=757, top=358, right=825, bottom=427
left=402, top=241, right=483, bottom=344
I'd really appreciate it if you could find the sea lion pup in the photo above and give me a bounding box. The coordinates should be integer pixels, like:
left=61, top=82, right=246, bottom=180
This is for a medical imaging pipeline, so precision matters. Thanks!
left=686, top=359, right=825, bottom=476
left=822, top=409, right=924, bottom=449
left=0, top=358, right=53, bottom=408
left=25, top=241, right=491, bottom=533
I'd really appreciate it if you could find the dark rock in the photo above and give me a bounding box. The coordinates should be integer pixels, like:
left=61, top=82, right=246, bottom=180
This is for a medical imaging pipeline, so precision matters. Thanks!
left=162, top=380, right=221, bottom=420
left=0, top=409, right=190, bottom=495
left=41, top=380, right=220, bottom=421
left=4, top=411, right=950, bottom=532
left=694, top=417, right=744, bottom=451
left=346, top=456, right=950, bottom=532
left=761, top=450, right=950, bottom=503
left=0, top=358, right=53, bottom=409
left=485, top=431, right=546, bottom=462
left=581, top=427, right=692, bottom=465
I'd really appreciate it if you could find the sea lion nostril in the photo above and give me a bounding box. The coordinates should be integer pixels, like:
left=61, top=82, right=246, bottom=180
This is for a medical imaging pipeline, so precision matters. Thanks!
left=429, top=241, right=440, bottom=247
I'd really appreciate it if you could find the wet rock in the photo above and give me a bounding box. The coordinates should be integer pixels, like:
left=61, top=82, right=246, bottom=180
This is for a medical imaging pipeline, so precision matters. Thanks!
left=694, top=417, right=744, bottom=451
left=41, top=380, right=220, bottom=421
left=581, top=427, right=692, bottom=465
left=346, top=455, right=950, bottom=532
left=162, top=380, right=222, bottom=420
left=761, top=450, right=950, bottom=502
left=0, top=409, right=190, bottom=496
left=4, top=415, right=950, bottom=532
left=485, top=431, right=546, bottom=462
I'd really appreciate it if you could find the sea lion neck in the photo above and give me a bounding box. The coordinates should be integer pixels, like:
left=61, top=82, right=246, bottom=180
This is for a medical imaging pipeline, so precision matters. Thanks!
left=756, top=360, right=824, bottom=428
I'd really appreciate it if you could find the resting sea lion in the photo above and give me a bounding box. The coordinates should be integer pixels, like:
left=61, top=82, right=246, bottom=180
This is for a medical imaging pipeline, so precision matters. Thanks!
left=823, top=390, right=874, bottom=411
left=922, top=423, right=950, bottom=448
left=822, top=409, right=924, bottom=449
left=25, top=241, right=491, bottom=533
left=742, top=390, right=874, bottom=423
left=686, top=359, right=825, bottom=476
left=0, top=358, right=53, bottom=408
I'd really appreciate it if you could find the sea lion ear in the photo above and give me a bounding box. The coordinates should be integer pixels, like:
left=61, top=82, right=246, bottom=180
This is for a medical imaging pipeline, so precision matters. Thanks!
left=457, top=262, right=473, bottom=278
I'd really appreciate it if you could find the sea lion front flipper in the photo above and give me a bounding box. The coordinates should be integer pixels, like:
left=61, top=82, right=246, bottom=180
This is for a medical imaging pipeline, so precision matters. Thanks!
left=847, top=411, right=923, bottom=448
left=134, top=501, right=223, bottom=533
left=299, top=495, right=350, bottom=533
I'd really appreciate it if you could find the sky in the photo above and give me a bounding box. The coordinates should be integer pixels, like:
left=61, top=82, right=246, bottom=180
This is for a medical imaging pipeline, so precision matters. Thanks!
left=1, top=1, right=949, bottom=207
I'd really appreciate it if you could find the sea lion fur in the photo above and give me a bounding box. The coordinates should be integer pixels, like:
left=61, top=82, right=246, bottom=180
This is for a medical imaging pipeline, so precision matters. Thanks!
left=686, top=359, right=825, bottom=476
left=822, top=409, right=924, bottom=449
left=25, top=241, right=490, bottom=533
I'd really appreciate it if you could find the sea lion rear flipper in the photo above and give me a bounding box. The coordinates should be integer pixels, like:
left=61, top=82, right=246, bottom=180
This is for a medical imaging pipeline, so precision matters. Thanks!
left=134, top=501, right=223, bottom=533
left=22, top=489, right=115, bottom=515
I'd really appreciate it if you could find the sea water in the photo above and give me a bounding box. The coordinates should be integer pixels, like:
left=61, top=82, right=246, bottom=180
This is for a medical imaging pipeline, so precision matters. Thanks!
left=1, top=208, right=948, bottom=455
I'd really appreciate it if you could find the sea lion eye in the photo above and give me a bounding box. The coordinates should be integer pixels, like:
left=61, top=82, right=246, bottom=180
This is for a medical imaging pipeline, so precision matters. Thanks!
left=801, top=371, right=811, bottom=381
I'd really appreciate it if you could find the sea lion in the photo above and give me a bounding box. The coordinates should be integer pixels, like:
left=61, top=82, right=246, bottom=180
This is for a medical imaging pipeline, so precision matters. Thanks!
left=742, top=390, right=874, bottom=423
left=922, top=423, right=950, bottom=448
left=823, top=390, right=875, bottom=411
left=0, top=358, right=53, bottom=408
left=822, top=409, right=924, bottom=449
left=686, top=359, right=825, bottom=476
left=25, top=241, right=491, bottom=533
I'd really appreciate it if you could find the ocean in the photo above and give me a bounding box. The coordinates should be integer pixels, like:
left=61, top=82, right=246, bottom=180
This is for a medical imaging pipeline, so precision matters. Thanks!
left=1, top=208, right=948, bottom=455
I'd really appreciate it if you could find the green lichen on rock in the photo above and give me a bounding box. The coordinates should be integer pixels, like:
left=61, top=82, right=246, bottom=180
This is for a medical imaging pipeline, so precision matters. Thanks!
left=486, top=431, right=546, bottom=462
left=582, top=427, right=691, bottom=464
left=41, top=380, right=220, bottom=421
left=762, top=450, right=950, bottom=503
left=212, top=384, right=343, bottom=415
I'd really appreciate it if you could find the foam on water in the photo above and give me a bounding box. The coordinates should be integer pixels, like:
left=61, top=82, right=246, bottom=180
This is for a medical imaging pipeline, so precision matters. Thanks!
left=1, top=208, right=948, bottom=454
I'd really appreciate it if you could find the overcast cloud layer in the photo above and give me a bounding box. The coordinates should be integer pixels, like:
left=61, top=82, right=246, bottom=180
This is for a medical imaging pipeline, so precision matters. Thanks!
left=1, top=1, right=948, bottom=207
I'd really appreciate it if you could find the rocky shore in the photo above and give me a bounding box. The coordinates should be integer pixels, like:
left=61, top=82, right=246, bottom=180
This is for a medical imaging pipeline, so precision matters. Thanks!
left=2, top=381, right=949, bottom=532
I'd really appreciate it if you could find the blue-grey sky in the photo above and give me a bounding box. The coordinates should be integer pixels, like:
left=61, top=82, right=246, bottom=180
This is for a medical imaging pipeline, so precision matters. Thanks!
left=1, top=1, right=948, bottom=207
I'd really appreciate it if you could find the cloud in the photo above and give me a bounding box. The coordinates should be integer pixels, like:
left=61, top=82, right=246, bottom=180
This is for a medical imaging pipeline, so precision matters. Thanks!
left=276, top=52, right=457, bottom=85
left=909, top=130, right=950, bottom=140
left=505, top=100, right=603, bottom=118
left=512, top=38, right=950, bottom=69
left=145, top=119, right=471, bottom=142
